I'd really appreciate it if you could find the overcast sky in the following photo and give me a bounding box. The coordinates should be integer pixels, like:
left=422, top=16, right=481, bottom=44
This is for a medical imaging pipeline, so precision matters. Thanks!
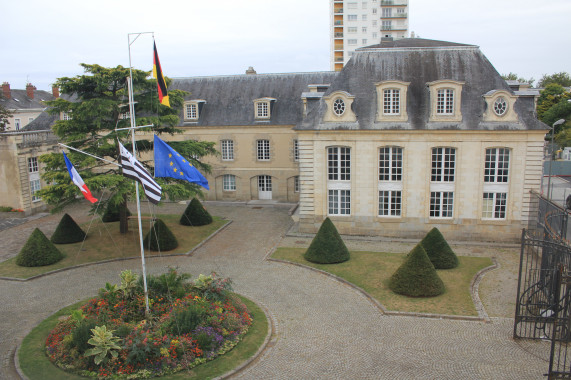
left=2, top=0, right=570, bottom=91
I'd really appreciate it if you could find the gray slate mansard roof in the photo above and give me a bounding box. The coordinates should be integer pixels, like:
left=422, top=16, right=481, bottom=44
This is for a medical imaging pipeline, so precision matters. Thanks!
left=170, top=72, right=338, bottom=127
left=297, top=38, right=547, bottom=132
left=0, top=89, right=55, bottom=111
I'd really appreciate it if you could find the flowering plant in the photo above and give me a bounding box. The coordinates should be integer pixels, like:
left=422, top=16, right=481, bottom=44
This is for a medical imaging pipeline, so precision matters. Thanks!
left=45, top=270, right=251, bottom=378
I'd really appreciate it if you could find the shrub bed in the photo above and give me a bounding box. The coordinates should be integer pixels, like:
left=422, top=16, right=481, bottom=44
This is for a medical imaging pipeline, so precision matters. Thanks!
left=44, top=269, right=251, bottom=379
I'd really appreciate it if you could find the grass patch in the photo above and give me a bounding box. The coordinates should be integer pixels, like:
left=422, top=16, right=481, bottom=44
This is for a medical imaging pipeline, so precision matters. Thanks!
left=19, top=294, right=268, bottom=380
left=0, top=215, right=227, bottom=279
left=272, top=247, right=492, bottom=316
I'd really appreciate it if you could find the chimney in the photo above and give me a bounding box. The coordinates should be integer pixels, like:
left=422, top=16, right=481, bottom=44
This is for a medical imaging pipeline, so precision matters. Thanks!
left=26, top=83, right=36, bottom=99
left=52, top=85, right=60, bottom=99
left=245, top=66, right=257, bottom=75
left=2, top=82, right=10, bottom=99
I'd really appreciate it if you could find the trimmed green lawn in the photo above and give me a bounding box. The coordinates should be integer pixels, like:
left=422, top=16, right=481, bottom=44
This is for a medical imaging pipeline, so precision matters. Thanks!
left=19, top=295, right=268, bottom=380
left=0, top=215, right=227, bottom=279
left=272, top=247, right=493, bottom=316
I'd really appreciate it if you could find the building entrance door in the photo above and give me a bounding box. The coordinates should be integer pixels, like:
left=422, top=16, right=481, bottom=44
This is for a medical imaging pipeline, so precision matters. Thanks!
left=258, top=175, right=272, bottom=200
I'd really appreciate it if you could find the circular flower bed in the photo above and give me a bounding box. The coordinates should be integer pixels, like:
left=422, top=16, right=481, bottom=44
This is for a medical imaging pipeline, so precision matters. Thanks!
left=45, top=269, right=252, bottom=378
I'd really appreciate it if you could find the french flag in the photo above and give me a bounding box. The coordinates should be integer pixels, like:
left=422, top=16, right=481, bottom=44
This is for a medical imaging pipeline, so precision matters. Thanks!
left=63, top=152, right=98, bottom=204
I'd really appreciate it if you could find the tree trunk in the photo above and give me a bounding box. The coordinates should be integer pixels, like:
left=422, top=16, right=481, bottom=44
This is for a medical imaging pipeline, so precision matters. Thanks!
left=119, top=198, right=129, bottom=234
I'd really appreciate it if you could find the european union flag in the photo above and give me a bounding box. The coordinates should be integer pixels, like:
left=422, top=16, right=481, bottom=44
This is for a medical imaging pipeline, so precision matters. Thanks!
left=153, top=135, right=209, bottom=190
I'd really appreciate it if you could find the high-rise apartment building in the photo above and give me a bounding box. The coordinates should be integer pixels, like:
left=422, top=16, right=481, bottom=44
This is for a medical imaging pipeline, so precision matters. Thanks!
left=330, top=0, right=409, bottom=71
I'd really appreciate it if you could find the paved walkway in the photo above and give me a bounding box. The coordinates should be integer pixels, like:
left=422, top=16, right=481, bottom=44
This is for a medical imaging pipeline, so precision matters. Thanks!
left=0, top=203, right=550, bottom=379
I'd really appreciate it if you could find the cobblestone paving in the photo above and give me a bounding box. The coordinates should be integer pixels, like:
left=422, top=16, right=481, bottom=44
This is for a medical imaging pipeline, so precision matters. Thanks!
left=0, top=203, right=550, bottom=379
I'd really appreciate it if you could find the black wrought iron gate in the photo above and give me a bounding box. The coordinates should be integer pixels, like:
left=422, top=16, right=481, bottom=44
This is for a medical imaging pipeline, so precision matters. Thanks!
left=514, top=193, right=571, bottom=378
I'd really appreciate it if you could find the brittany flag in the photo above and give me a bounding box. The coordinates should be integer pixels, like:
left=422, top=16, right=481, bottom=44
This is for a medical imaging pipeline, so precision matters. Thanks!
left=153, top=41, right=170, bottom=107
left=63, top=152, right=98, bottom=203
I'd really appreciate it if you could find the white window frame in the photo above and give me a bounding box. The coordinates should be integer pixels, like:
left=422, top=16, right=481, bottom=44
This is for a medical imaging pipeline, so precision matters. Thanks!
left=293, top=139, right=299, bottom=161
left=383, top=89, right=400, bottom=115
left=376, top=81, right=409, bottom=122
left=378, top=146, right=403, bottom=217
left=379, top=190, right=402, bottom=217
left=484, top=148, right=509, bottom=183
left=28, top=157, right=39, bottom=173
left=482, top=192, right=507, bottom=220
left=257, top=102, right=268, bottom=118
left=431, top=147, right=456, bottom=182
left=482, top=148, right=510, bottom=220
left=221, top=139, right=234, bottom=161
left=382, top=8, right=392, bottom=17
left=327, top=146, right=351, bottom=216
left=430, top=191, right=454, bottom=218
left=30, top=179, right=42, bottom=202
left=348, top=39, right=357, bottom=45
left=257, top=139, right=270, bottom=161
left=348, top=14, right=358, bottom=21
left=427, top=80, right=464, bottom=122
left=430, top=147, right=456, bottom=219
left=253, top=98, right=275, bottom=120
left=348, top=27, right=357, bottom=33
left=62, top=112, right=72, bottom=120
left=15, top=118, right=21, bottom=130
left=437, top=89, right=455, bottom=115
left=223, top=174, right=236, bottom=191
left=186, top=103, right=198, bottom=120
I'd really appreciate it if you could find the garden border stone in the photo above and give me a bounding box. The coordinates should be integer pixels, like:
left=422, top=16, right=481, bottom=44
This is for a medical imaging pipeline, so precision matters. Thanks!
left=0, top=220, right=232, bottom=282
left=266, top=247, right=499, bottom=323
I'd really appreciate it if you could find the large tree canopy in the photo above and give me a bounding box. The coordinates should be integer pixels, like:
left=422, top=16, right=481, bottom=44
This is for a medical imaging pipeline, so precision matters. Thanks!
left=538, top=72, right=571, bottom=88
left=501, top=72, right=535, bottom=86
left=536, top=83, right=571, bottom=147
left=37, top=64, right=217, bottom=231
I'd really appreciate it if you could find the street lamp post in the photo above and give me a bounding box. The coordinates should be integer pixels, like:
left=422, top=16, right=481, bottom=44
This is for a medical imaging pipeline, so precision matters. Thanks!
left=547, top=118, right=566, bottom=200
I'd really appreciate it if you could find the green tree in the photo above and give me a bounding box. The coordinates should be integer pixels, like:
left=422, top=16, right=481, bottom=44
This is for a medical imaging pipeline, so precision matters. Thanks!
left=538, top=72, right=571, bottom=88
left=143, top=218, right=178, bottom=251
left=36, top=64, right=217, bottom=233
left=303, top=217, right=350, bottom=264
left=0, top=103, right=13, bottom=132
left=389, top=243, right=445, bottom=297
left=16, top=228, right=64, bottom=267
left=180, top=198, right=213, bottom=226
left=501, top=72, right=535, bottom=86
left=51, top=213, right=86, bottom=244
left=420, top=228, right=459, bottom=269
left=536, top=83, right=571, bottom=145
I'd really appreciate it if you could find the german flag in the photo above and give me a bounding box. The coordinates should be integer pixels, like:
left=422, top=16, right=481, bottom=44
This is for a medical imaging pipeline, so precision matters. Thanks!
left=153, top=41, right=170, bottom=107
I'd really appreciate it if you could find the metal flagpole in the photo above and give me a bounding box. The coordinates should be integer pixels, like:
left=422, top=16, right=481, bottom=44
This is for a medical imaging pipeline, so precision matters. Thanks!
left=127, top=32, right=154, bottom=317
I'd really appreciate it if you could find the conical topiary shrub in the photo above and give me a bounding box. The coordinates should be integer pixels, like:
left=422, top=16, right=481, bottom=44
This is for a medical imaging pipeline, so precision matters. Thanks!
left=102, top=202, right=131, bottom=223
left=180, top=198, right=213, bottom=226
left=143, top=219, right=178, bottom=251
left=16, top=228, right=64, bottom=267
left=51, top=213, right=86, bottom=244
left=389, top=243, right=445, bottom=297
left=420, top=228, right=459, bottom=269
left=303, top=217, right=350, bottom=264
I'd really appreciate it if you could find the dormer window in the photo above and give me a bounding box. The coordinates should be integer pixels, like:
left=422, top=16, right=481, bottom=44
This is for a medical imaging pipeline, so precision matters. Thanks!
left=257, top=102, right=268, bottom=118
left=375, top=80, right=409, bottom=122
left=437, top=89, right=454, bottom=114
left=253, top=98, right=276, bottom=121
left=61, top=112, right=72, bottom=120
left=333, top=98, right=346, bottom=116
left=493, top=97, right=507, bottom=116
left=186, top=104, right=198, bottom=119
left=323, top=91, right=356, bottom=122
left=427, top=80, right=464, bottom=122
left=482, top=90, right=518, bottom=122
left=183, top=100, right=206, bottom=122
